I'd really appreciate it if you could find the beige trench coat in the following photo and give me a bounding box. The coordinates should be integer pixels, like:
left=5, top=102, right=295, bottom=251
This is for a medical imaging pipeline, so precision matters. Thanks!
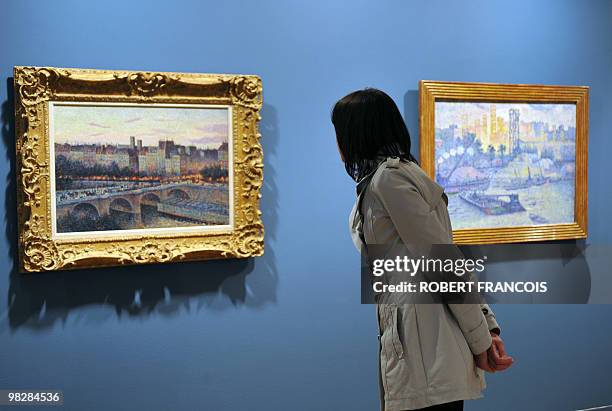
left=349, top=157, right=500, bottom=411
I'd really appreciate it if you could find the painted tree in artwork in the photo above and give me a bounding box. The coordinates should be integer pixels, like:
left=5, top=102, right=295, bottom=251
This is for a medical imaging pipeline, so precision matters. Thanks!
left=488, top=144, right=496, bottom=166
left=499, top=144, right=506, bottom=164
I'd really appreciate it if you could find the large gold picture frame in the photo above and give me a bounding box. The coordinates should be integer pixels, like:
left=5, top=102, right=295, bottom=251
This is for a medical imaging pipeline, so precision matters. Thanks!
left=419, top=80, right=588, bottom=244
left=14, top=66, right=264, bottom=272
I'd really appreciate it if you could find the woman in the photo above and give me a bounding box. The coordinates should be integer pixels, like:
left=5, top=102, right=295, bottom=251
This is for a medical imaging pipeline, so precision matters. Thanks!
left=332, top=89, right=513, bottom=411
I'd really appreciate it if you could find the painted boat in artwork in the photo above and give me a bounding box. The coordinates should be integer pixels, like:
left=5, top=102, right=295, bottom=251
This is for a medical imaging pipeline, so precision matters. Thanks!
left=501, top=165, right=547, bottom=190
left=459, top=191, right=526, bottom=215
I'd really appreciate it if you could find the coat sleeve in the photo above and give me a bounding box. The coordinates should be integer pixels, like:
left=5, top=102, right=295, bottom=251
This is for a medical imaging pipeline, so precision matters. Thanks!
left=481, top=303, right=500, bottom=335
left=348, top=200, right=364, bottom=253
left=371, top=165, right=449, bottom=246
left=447, top=304, right=492, bottom=354
left=460, top=265, right=500, bottom=335
left=373, top=164, right=493, bottom=354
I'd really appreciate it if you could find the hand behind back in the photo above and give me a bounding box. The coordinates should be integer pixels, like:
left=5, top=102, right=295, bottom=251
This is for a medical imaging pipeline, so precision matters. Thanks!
left=474, top=332, right=514, bottom=373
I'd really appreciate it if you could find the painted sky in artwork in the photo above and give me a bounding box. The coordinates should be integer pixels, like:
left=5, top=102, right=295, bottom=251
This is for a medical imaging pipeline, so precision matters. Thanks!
left=435, top=102, right=576, bottom=130
left=53, top=104, right=229, bottom=149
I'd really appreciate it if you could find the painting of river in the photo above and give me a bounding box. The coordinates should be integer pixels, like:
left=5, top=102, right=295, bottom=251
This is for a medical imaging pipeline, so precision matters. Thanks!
left=50, top=103, right=232, bottom=236
left=435, top=102, right=576, bottom=230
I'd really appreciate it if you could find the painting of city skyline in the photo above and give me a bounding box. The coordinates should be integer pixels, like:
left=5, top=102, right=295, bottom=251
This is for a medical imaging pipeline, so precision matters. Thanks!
left=434, top=102, right=576, bottom=230
left=51, top=103, right=231, bottom=236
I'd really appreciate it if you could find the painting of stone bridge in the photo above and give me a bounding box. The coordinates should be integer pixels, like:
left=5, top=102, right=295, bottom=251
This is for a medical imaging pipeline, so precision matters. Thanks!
left=51, top=103, right=231, bottom=235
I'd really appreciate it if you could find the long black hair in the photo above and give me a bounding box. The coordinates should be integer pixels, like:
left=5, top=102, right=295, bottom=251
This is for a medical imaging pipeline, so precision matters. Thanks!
left=331, top=88, right=417, bottom=181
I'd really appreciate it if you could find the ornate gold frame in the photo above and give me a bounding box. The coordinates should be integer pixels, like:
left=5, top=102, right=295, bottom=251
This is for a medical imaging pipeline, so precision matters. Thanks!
left=419, top=80, right=588, bottom=244
left=14, top=66, right=264, bottom=272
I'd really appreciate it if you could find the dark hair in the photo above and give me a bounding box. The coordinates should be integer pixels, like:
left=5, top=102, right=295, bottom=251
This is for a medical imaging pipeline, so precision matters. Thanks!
left=331, top=88, right=417, bottom=181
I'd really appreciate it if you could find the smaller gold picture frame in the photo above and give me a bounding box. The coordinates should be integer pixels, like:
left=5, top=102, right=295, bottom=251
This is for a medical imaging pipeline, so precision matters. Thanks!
left=14, top=66, right=264, bottom=272
left=419, top=80, right=588, bottom=244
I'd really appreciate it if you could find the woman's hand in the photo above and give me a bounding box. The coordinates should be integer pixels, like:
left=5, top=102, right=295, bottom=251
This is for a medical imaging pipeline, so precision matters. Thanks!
left=474, top=332, right=514, bottom=373
left=488, top=332, right=514, bottom=371
left=474, top=350, right=496, bottom=372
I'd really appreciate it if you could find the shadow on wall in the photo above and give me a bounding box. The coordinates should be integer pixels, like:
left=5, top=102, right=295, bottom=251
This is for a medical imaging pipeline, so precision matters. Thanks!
left=403, top=89, right=419, bottom=161
left=1, top=78, right=279, bottom=331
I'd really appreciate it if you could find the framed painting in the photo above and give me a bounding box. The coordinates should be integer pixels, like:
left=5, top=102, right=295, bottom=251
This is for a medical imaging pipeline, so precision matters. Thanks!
left=14, top=66, right=264, bottom=272
left=419, top=80, right=588, bottom=244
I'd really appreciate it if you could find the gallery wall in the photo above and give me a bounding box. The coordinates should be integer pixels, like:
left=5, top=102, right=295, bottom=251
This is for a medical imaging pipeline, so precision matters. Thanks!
left=1, top=1, right=611, bottom=410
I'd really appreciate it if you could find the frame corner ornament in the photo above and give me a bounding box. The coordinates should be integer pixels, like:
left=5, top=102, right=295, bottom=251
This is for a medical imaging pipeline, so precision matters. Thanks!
left=227, top=75, right=263, bottom=109
left=14, top=66, right=63, bottom=106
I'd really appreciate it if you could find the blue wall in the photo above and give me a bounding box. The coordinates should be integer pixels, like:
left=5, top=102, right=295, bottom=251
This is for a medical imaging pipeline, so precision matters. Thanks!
left=1, top=1, right=611, bottom=410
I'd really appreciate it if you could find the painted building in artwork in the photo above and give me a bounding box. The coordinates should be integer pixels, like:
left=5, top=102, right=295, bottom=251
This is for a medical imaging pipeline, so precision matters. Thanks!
left=56, top=137, right=228, bottom=177
left=138, top=149, right=159, bottom=175
left=218, top=142, right=229, bottom=166
left=508, top=108, right=520, bottom=154
left=55, top=143, right=131, bottom=169
left=489, top=104, right=497, bottom=137
left=481, top=113, right=488, bottom=146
